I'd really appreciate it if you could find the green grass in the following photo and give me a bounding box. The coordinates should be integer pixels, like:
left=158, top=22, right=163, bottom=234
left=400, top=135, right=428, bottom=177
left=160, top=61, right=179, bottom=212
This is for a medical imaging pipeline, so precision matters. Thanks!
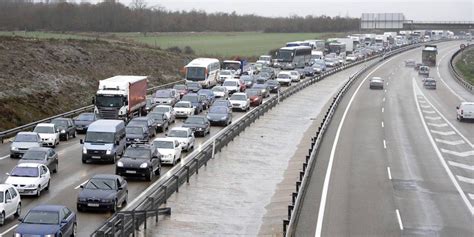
left=115, top=32, right=344, bottom=57
left=455, top=49, right=474, bottom=85
left=0, top=31, right=93, bottom=40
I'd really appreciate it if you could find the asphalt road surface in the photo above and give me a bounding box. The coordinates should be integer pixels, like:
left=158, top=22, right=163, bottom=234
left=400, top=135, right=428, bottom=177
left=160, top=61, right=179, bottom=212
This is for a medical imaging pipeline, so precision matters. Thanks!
left=294, top=41, right=474, bottom=237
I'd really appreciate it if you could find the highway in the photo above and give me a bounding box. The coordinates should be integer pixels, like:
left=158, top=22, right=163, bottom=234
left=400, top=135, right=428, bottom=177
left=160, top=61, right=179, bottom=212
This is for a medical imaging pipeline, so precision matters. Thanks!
left=294, top=40, right=474, bottom=236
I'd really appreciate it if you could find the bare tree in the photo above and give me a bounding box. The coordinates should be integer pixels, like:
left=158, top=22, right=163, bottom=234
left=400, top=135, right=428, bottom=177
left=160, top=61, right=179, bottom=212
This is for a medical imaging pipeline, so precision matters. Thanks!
left=130, top=0, right=147, bottom=10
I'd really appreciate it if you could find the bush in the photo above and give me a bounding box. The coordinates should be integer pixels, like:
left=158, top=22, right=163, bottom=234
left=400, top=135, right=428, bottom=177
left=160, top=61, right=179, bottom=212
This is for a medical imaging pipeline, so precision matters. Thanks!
left=166, top=46, right=182, bottom=54
left=184, top=46, right=195, bottom=55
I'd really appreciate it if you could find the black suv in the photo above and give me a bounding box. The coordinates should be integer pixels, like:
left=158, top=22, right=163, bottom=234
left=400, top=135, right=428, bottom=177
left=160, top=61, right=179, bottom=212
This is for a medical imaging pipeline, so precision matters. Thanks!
left=51, top=117, right=76, bottom=141
left=115, top=144, right=161, bottom=181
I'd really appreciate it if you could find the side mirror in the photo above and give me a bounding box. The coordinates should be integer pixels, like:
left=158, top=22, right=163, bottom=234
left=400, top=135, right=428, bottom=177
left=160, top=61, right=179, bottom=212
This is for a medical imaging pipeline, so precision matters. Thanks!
left=80, top=185, right=84, bottom=189
left=456, top=106, right=459, bottom=109
left=118, top=187, right=123, bottom=190
left=115, top=140, right=120, bottom=145
left=80, top=139, right=84, bottom=144
left=92, top=97, right=95, bottom=104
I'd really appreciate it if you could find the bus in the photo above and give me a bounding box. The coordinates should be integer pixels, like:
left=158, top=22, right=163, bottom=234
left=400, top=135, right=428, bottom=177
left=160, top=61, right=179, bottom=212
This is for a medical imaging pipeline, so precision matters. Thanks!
left=422, top=45, right=438, bottom=66
left=184, top=58, right=220, bottom=88
left=275, top=46, right=312, bottom=70
left=328, top=42, right=346, bottom=55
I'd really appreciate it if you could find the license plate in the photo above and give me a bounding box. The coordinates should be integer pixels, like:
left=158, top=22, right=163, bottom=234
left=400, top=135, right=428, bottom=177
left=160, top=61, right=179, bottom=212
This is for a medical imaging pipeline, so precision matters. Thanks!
left=17, top=189, right=24, bottom=192
left=126, top=170, right=137, bottom=174
left=91, top=156, right=101, bottom=159
left=87, top=203, right=100, bottom=207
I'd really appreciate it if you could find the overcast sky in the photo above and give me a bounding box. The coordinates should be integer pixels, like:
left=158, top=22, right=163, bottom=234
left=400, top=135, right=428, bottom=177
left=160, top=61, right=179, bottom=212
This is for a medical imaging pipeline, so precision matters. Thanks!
left=102, top=0, right=473, bottom=21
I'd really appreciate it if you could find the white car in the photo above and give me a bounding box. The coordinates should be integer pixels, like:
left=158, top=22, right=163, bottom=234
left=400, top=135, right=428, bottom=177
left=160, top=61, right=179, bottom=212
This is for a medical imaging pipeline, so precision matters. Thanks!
left=289, top=71, right=301, bottom=82
left=219, top=70, right=235, bottom=83
left=33, top=123, right=59, bottom=148
left=5, top=163, right=51, bottom=197
left=0, top=184, right=21, bottom=226
left=277, top=72, right=292, bottom=86
left=212, top=86, right=229, bottom=99
left=166, top=127, right=195, bottom=151
left=152, top=138, right=182, bottom=165
left=153, top=105, right=176, bottom=123
left=174, top=101, right=195, bottom=118
left=222, top=79, right=241, bottom=94
left=229, top=93, right=250, bottom=112
left=456, top=102, right=474, bottom=121
left=346, top=54, right=358, bottom=62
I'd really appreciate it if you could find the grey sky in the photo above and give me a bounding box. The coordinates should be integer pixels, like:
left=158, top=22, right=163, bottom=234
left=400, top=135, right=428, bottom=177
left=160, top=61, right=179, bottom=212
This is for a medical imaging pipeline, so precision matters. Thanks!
left=104, top=0, right=473, bottom=21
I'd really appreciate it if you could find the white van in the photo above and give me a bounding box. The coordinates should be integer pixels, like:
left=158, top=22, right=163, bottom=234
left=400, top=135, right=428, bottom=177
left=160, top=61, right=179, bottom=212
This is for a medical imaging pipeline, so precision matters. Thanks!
left=456, top=102, right=474, bottom=121
left=184, top=58, right=220, bottom=88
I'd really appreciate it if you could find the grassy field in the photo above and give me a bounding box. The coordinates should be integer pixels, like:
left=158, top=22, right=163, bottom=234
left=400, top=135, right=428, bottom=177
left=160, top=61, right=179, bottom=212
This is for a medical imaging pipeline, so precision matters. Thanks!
left=455, top=49, right=474, bottom=85
left=0, top=31, right=93, bottom=40
left=115, top=32, right=344, bottom=57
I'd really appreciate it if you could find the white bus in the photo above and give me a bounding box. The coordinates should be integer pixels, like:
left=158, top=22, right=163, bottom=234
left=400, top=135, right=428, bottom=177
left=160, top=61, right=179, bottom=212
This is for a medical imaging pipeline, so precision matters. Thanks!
left=184, top=58, right=220, bottom=88
left=275, top=46, right=312, bottom=70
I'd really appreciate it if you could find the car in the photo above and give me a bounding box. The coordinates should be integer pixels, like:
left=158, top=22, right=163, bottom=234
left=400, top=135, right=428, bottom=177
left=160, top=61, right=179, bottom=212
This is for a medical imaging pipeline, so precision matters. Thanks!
left=423, top=78, right=437, bottom=89
left=240, top=75, right=255, bottom=89
left=10, top=132, right=42, bottom=158
left=33, top=123, right=60, bottom=148
left=246, top=89, right=264, bottom=106
left=405, top=59, right=416, bottom=67
left=229, top=92, right=250, bottom=112
left=144, top=98, right=157, bottom=114
left=219, top=69, right=235, bottom=83
left=77, top=174, right=128, bottom=212
left=198, top=89, right=216, bottom=105
left=125, top=125, right=149, bottom=145
left=212, top=86, right=229, bottom=99
left=152, top=138, right=182, bottom=165
left=369, top=77, right=384, bottom=89
left=199, top=93, right=211, bottom=110
left=312, top=63, right=325, bottom=74
left=186, top=81, right=202, bottom=93
left=181, top=93, right=204, bottom=115
left=5, top=163, right=51, bottom=197
left=260, top=67, right=276, bottom=79
left=346, top=54, right=358, bottom=62
left=14, top=205, right=76, bottom=237
left=288, top=71, right=301, bottom=82
left=152, top=105, right=177, bottom=123
left=128, top=117, right=156, bottom=139
left=207, top=105, right=233, bottom=126
left=222, top=79, right=241, bottom=94
left=116, top=144, right=161, bottom=180
left=213, top=99, right=232, bottom=109
left=256, top=72, right=272, bottom=82
left=51, top=117, right=76, bottom=141
left=252, top=83, right=270, bottom=98
left=277, top=72, right=292, bottom=86
left=182, top=116, right=211, bottom=137
left=303, top=66, right=316, bottom=77
left=166, top=127, right=195, bottom=151
left=266, top=80, right=281, bottom=93
left=415, top=63, right=423, bottom=70
left=173, top=101, right=195, bottom=119
left=73, top=112, right=99, bottom=134
left=324, top=58, right=338, bottom=67
left=418, top=66, right=430, bottom=76
left=0, top=184, right=21, bottom=226
left=153, top=89, right=179, bottom=106
left=456, top=102, right=474, bottom=121
left=19, top=147, right=59, bottom=173
left=173, top=84, right=189, bottom=98
left=147, top=112, right=169, bottom=132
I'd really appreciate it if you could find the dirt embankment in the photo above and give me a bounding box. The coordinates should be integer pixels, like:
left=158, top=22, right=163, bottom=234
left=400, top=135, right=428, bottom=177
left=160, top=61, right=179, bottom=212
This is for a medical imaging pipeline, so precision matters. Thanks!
left=0, top=36, right=191, bottom=130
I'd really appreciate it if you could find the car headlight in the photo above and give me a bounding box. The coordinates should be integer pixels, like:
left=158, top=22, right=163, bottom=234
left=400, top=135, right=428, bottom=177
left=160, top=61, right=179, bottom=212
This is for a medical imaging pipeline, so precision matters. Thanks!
left=83, top=147, right=87, bottom=154
left=196, top=127, right=203, bottom=131
left=44, top=234, right=55, bottom=237
left=117, top=161, right=124, bottom=167
left=11, top=146, right=17, bottom=150
left=26, top=184, right=36, bottom=188
left=206, top=115, right=211, bottom=120
left=106, top=149, right=112, bottom=155
left=101, top=199, right=113, bottom=203
left=78, top=197, right=87, bottom=202
left=61, top=129, right=66, bottom=133
left=140, top=163, right=148, bottom=168
left=221, top=116, right=227, bottom=120
left=14, top=233, right=21, bottom=237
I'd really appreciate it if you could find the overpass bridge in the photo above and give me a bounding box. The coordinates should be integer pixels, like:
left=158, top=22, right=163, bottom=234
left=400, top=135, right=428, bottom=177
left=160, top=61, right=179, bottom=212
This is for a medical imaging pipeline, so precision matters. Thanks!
left=403, top=21, right=474, bottom=30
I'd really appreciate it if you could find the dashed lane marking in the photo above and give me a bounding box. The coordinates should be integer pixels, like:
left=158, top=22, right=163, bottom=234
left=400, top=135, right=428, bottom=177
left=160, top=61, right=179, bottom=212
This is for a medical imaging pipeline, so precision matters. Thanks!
left=0, top=154, right=9, bottom=160
left=382, top=107, right=384, bottom=113
left=387, top=167, right=392, bottom=180
left=381, top=122, right=384, bottom=128
left=420, top=105, right=431, bottom=109
left=427, top=123, right=448, bottom=128
left=0, top=224, right=19, bottom=236
left=430, top=130, right=456, bottom=136
left=383, top=139, right=387, bottom=149
left=422, top=110, right=436, bottom=114
left=457, top=175, right=474, bottom=184
left=396, top=209, right=404, bottom=230
left=441, top=149, right=474, bottom=157
left=448, top=161, right=474, bottom=171
left=435, top=139, right=465, bottom=146
left=469, top=193, right=474, bottom=200
left=425, top=116, right=442, bottom=120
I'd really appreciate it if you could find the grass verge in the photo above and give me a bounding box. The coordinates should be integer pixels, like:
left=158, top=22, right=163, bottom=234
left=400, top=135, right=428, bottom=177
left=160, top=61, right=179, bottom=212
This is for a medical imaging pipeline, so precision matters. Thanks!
left=455, top=49, right=474, bottom=85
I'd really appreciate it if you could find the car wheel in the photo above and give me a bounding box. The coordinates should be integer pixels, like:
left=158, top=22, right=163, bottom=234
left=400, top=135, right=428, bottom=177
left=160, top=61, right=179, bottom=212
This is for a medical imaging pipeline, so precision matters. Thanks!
left=146, top=169, right=153, bottom=181
left=123, top=192, right=128, bottom=206
left=45, top=180, right=50, bottom=191
left=172, top=156, right=176, bottom=166
left=82, top=158, right=87, bottom=164
left=72, top=222, right=77, bottom=237
left=54, top=162, right=58, bottom=173
left=0, top=211, right=4, bottom=226
left=112, top=200, right=118, bottom=213
left=37, top=186, right=41, bottom=197
left=65, top=133, right=69, bottom=141
left=14, top=203, right=21, bottom=218
left=154, top=166, right=161, bottom=175
left=72, top=131, right=76, bottom=138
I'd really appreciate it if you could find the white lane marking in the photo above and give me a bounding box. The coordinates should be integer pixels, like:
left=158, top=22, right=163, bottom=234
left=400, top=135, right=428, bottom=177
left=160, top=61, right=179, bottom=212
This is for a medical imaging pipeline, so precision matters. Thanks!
left=383, top=97, right=386, bottom=102
left=448, top=161, right=474, bottom=171
left=383, top=139, right=387, bottom=149
left=430, top=130, right=456, bottom=136
left=436, top=48, right=465, bottom=102
left=420, top=105, right=431, bottom=109
left=419, top=100, right=427, bottom=104
left=382, top=107, right=385, bottom=113
left=427, top=123, right=448, bottom=128
left=387, top=167, right=392, bottom=180
left=0, top=224, right=19, bottom=236
left=435, top=139, right=465, bottom=146
left=74, top=179, right=89, bottom=189
left=413, top=78, right=474, bottom=215
left=422, top=110, right=436, bottom=114
left=396, top=209, right=404, bottom=230
left=315, top=56, right=398, bottom=237
left=387, top=82, right=389, bottom=86
left=384, top=89, right=387, bottom=93
left=457, top=175, right=474, bottom=184
left=440, top=149, right=474, bottom=157
left=381, top=122, right=384, bottom=128
left=425, top=116, right=442, bottom=120
left=469, top=193, right=474, bottom=200
left=0, top=154, right=9, bottom=160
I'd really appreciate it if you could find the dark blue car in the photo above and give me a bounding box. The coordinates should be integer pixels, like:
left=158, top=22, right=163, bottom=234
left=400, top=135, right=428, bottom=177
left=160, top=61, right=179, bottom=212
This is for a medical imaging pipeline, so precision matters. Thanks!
left=15, top=205, right=77, bottom=237
left=198, top=89, right=216, bottom=105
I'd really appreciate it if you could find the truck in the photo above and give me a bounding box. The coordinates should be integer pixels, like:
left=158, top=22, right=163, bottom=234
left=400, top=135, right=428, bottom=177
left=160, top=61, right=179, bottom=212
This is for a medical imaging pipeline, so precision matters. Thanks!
left=222, top=59, right=248, bottom=77
left=374, top=35, right=386, bottom=47
left=363, top=34, right=376, bottom=46
left=94, top=75, right=147, bottom=121
left=422, top=45, right=438, bottom=67
left=335, top=38, right=354, bottom=53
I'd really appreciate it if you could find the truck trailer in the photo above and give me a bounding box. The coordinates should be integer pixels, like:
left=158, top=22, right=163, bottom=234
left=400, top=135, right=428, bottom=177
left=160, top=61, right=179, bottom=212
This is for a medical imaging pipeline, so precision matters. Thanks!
left=422, top=45, right=438, bottom=67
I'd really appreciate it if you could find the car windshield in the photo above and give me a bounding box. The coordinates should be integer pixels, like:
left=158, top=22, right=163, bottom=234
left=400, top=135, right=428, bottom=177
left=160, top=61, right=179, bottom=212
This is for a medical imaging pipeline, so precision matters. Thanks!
left=186, top=67, right=206, bottom=81
left=199, top=90, right=212, bottom=96
left=290, top=72, right=298, bottom=75
left=267, top=80, right=278, bottom=85
left=278, top=74, right=290, bottom=79
left=77, top=113, right=94, bottom=121
left=14, top=134, right=38, bottom=142
left=220, top=71, right=231, bottom=75
left=173, top=85, right=186, bottom=90
left=85, top=178, right=116, bottom=190
left=223, top=81, right=238, bottom=87
left=168, top=130, right=188, bottom=138
left=246, top=90, right=261, bottom=97
left=253, top=84, right=265, bottom=89
left=51, top=119, right=68, bottom=127
left=22, top=151, right=47, bottom=160
left=230, top=94, right=246, bottom=100
left=126, top=127, right=143, bottom=135
left=34, top=126, right=54, bottom=134
left=175, top=102, right=191, bottom=108
left=187, top=82, right=200, bottom=88
left=10, top=167, right=39, bottom=177
left=85, top=132, right=115, bottom=143
left=128, top=120, right=147, bottom=127
left=214, top=101, right=229, bottom=107
left=146, top=99, right=153, bottom=107
left=185, top=117, right=205, bottom=125
left=153, top=140, right=174, bottom=149
left=148, top=113, right=165, bottom=121
left=154, top=107, right=170, bottom=113
left=209, top=106, right=227, bottom=114
left=155, top=90, right=171, bottom=98
left=23, top=211, right=59, bottom=225
left=212, top=87, right=225, bottom=92
left=182, top=95, right=198, bottom=103
left=123, top=148, right=150, bottom=159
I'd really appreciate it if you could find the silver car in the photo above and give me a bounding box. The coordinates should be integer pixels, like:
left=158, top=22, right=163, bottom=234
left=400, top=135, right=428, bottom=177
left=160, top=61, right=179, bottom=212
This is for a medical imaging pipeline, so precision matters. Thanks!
left=10, top=132, right=42, bottom=158
left=369, top=77, right=384, bottom=89
left=18, top=147, right=59, bottom=173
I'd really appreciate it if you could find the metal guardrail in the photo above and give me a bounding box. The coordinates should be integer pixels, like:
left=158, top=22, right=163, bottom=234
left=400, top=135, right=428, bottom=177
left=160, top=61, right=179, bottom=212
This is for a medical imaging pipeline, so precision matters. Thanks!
left=0, top=80, right=185, bottom=143
left=448, top=44, right=473, bottom=93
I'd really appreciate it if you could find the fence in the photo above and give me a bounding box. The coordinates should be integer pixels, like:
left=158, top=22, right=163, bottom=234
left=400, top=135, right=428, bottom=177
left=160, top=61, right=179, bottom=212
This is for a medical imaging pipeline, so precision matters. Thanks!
left=448, top=44, right=473, bottom=93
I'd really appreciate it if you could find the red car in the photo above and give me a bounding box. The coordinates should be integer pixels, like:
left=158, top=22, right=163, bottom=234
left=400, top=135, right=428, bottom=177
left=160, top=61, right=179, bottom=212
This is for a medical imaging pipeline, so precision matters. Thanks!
left=246, top=89, right=263, bottom=106
left=238, top=78, right=247, bottom=92
left=173, top=84, right=189, bottom=98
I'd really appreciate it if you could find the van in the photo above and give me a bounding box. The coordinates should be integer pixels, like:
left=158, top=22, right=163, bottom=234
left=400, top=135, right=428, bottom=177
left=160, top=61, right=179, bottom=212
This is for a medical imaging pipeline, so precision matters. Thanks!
left=456, top=102, right=474, bottom=121
left=80, top=120, right=126, bottom=164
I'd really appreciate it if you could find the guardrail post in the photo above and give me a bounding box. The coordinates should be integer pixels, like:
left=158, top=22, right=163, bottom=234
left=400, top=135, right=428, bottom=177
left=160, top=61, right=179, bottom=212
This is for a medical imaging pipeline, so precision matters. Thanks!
left=144, top=211, right=147, bottom=230
left=174, top=175, right=179, bottom=193
left=132, top=212, right=137, bottom=235
left=212, top=139, right=216, bottom=159
left=194, top=158, right=199, bottom=174
left=186, top=165, right=190, bottom=183
left=283, top=219, right=290, bottom=235
left=162, top=186, right=167, bottom=204
left=292, top=192, right=298, bottom=205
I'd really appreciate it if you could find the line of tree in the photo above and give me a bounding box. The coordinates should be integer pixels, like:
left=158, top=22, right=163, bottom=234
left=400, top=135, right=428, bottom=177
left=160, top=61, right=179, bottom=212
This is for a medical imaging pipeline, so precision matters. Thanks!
left=0, top=0, right=360, bottom=33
